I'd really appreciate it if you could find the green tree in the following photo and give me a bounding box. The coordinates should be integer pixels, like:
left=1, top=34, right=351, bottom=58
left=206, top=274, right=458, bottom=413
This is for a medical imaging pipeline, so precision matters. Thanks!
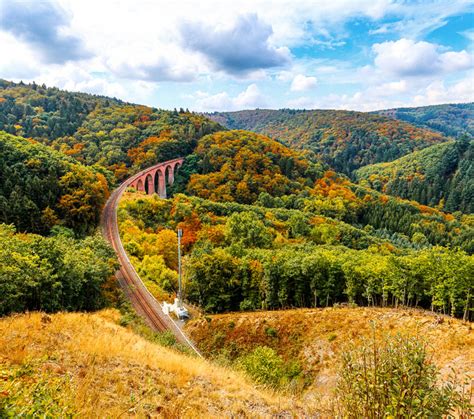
left=225, top=211, right=273, bottom=248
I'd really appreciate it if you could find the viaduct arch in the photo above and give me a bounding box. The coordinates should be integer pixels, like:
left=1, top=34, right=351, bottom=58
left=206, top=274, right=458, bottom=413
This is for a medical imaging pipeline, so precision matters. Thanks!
left=128, top=157, right=183, bottom=198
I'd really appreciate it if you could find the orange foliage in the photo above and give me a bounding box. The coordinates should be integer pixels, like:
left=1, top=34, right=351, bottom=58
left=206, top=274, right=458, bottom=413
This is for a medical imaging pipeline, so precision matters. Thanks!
left=127, top=130, right=175, bottom=168
left=188, top=130, right=309, bottom=204
left=109, top=163, right=129, bottom=182
left=177, top=212, right=202, bottom=251
left=313, top=171, right=357, bottom=201
left=64, top=143, right=85, bottom=156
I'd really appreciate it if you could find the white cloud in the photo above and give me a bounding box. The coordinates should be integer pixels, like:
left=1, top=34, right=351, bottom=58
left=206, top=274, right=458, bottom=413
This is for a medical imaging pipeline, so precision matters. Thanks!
left=297, top=74, right=474, bottom=112
left=372, top=80, right=408, bottom=96
left=290, top=74, right=317, bottom=91
left=0, top=32, right=40, bottom=79
left=373, top=38, right=472, bottom=76
left=413, top=77, right=474, bottom=106
left=287, top=96, right=317, bottom=108
left=194, top=84, right=266, bottom=111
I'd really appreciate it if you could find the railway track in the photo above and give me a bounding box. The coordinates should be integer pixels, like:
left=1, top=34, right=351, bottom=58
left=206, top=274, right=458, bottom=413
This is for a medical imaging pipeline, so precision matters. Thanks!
left=101, top=162, right=201, bottom=356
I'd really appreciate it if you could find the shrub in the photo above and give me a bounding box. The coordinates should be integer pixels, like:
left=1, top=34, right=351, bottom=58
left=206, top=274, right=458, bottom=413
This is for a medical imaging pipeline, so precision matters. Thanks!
left=239, top=346, right=284, bottom=388
left=265, top=327, right=278, bottom=338
left=336, top=332, right=470, bottom=417
left=238, top=346, right=304, bottom=390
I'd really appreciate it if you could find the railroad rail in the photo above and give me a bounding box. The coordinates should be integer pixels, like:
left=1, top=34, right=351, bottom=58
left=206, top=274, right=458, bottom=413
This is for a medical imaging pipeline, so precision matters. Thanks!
left=101, top=159, right=201, bottom=356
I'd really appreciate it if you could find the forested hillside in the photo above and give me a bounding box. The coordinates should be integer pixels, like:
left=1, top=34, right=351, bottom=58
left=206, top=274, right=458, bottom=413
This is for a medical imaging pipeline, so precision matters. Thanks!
left=0, top=131, right=110, bottom=235
left=119, top=130, right=473, bottom=319
left=0, top=224, right=116, bottom=315
left=376, top=103, right=474, bottom=138
left=0, top=79, right=123, bottom=140
left=356, top=137, right=474, bottom=213
left=0, top=80, right=222, bottom=181
left=1, top=80, right=472, bottom=321
left=208, top=109, right=447, bottom=174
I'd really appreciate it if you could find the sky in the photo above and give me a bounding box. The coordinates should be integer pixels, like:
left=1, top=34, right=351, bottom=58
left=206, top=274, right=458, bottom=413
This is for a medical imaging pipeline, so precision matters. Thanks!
left=0, top=0, right=472, bottom=112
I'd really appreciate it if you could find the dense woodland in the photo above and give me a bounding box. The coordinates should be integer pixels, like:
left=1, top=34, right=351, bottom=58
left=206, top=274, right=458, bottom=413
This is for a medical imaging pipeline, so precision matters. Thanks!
left=0, top=80, right=472, bottom=321
left=119, top=131, right=473, bottom=319
left=356, top=137, right=474, bottom=213
left=208, top=109, right=447, bottom=174
left=0, top=79, right=222, bottom=181
left=376, top=103, right=474, bottom=138
left=0, top=132, right=110, bottom=235
left=0, top=224, right=117, bottom=315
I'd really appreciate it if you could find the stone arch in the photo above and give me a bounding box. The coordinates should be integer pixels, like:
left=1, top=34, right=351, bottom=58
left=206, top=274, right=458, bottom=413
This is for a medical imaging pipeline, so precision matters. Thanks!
left=172, top=161, right=181, bottom=182
left=144, top=173, right=154, bottom=195
left=154, top=170, right=160, bottom=194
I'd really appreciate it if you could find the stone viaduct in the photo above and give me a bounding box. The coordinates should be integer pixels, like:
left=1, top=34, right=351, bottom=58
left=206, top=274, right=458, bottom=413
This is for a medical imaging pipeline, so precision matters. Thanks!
left=127, top=157, right=184, bottom=198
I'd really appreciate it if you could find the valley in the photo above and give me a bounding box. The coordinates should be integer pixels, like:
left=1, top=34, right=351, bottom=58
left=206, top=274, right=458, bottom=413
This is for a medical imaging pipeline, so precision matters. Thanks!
left=0, top=79, right=472, bottom=416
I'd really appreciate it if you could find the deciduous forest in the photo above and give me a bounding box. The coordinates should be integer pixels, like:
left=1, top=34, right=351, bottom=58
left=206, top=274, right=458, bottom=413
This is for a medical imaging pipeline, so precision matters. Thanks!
left=1, top=81, right=472, bottom=322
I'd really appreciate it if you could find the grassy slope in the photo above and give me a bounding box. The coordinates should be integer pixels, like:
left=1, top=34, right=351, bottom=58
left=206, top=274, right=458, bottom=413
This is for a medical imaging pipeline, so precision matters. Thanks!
left=0, top=310, right=317, bottom=417
left=185, top=307, right=473, bottom=400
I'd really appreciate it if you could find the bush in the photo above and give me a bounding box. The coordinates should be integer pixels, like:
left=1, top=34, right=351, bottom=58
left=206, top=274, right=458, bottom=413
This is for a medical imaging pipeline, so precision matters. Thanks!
left=238, top=346, right=303, bottom=390
left=265, top=327, right=278, bottom=338
left=239, top=346, right=284, bottom=388
left=336, top=332, right=470, bottom=417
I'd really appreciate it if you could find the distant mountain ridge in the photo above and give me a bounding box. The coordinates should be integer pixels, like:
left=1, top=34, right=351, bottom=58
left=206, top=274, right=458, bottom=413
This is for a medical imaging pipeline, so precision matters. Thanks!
left=207, top=109, right=447, bottom=175
left=374, top=103, right=474, bottom=138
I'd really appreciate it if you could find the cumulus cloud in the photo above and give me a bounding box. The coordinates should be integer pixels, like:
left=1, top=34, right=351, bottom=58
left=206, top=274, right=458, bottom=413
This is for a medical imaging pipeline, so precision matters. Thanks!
left=194, top=84, right=266, bottom=111
left=106, top=58, right=196, bottom=83
left=413, top=77, right=474, bottom=106
left=0, top=0, right=90, bottom=64
left=180, top=14, right=290, bottom=75
left=290, top=74, right=317, bottom=91
left=373, top=38, right=472, bottom=77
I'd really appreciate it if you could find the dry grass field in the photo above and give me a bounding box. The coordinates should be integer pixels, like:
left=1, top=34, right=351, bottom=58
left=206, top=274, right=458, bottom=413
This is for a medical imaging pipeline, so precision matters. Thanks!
left=0, top=309, right=319, bottom=417
left=1, top=307, right=471, bottom=416
left=185, top=307, right=473, bottom=401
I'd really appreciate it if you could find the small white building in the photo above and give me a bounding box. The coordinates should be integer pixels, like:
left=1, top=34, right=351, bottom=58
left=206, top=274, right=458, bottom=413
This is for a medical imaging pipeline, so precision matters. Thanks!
left=163, top=298, right=189, bottom=319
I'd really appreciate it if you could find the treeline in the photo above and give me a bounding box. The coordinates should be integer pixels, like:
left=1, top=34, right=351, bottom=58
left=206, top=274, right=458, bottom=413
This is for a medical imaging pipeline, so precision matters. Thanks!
left=0, top=79, right=123, bottom=140
left=356, top=137, right=474, bottom=213
left=0, top=132, right=110, bottom=235
left=118, top=189, right=473, bottom=319
left=186, top=244, right=472, bottom=320
left=208, top=109, right=446, bottom=174
left=0, top=224, right=117, bottom=316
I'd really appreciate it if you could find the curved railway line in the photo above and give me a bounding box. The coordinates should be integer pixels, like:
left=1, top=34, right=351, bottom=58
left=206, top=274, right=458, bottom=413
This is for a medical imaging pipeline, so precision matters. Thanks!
left=101, top=160, right=201, bottom=356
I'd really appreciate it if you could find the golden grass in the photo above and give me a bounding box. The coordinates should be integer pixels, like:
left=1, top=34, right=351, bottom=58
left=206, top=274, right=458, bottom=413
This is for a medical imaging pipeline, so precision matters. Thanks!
left=185, top=307, right=473, bottom=400
left=0, top=309, right=318, bottom=417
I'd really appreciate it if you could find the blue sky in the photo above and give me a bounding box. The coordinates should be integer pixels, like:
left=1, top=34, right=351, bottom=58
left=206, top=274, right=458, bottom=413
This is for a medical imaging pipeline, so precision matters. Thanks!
left=0, top=0, right=472, bottom=111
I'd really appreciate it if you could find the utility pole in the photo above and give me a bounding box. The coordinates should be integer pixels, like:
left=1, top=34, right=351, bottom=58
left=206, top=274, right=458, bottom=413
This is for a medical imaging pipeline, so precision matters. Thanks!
left=177, top=228, right=183, bottom=308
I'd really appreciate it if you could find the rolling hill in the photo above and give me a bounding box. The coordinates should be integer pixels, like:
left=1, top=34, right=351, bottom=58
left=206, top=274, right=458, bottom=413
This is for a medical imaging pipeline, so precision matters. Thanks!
left=0, top=79, right=223, bottom=182
left=207, top=109, right=447, bottom=175
left=185, top=306, right=473, bottom=402
left=356, top=137, right=473, bottom=213
left=376, top=103, right=474, bottom=138
left=0, top=131, right=110, bottom=235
